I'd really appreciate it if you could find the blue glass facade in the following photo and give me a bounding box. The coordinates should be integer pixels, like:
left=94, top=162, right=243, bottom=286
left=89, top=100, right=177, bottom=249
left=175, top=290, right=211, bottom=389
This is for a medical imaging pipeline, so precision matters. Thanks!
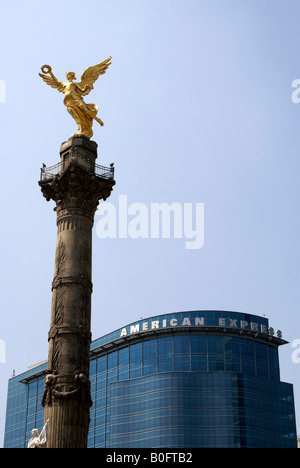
left=4, top=362, right=46, bottom=448
left=4, top=311, right=297, bottom=448
left=109, top=373, right=295, bottom=448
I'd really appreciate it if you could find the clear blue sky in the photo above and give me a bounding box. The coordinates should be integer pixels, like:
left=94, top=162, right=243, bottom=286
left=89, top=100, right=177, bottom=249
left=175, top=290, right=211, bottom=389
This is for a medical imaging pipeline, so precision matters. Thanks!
left=0, top=0, right=299, bottom=445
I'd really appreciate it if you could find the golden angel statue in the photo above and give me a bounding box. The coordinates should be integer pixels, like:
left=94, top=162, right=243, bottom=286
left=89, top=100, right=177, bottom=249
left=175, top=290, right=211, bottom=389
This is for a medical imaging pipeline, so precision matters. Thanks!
left=39, top=57, right=111, bottom=139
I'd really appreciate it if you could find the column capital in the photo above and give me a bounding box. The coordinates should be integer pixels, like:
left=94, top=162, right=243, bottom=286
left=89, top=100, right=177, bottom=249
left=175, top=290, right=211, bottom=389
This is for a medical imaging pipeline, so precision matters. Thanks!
left=39, top=135, right=115, bottom=211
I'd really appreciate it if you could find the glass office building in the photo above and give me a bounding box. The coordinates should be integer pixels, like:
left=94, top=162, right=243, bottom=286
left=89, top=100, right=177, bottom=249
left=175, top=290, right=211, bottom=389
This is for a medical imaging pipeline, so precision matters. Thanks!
left=4, top=311, right=297, bottom=448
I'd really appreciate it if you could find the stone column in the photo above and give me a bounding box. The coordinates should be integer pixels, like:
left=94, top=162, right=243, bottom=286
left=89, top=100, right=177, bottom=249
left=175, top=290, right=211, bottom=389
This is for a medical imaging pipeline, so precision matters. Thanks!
left=39, top=136, right=115, bottom=448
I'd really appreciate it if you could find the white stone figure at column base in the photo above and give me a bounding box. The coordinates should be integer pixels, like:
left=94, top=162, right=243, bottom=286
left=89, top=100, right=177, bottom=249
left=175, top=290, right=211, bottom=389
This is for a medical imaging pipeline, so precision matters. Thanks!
left=28, top=419, right=49, bottom=448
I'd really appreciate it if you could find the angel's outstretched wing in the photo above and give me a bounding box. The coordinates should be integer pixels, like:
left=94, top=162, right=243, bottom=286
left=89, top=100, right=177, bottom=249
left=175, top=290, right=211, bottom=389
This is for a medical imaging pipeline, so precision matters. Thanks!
left=39, top=72, right=65, bottom=93
left=78, top=57, right=112, bottom=96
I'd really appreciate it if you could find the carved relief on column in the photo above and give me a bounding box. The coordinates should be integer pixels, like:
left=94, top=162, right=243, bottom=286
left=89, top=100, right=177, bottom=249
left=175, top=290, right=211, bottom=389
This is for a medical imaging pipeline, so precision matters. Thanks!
left=42, top=369, right=92, bottom=408
left=56, top=240, right=66, bottom=275
left=56, top=208, right=94, bottom=232
left=52, top=283, right=65, bottom=327
left=43, top=320, right=93, bottom=408
left=43, top=203, right=93, bottom=409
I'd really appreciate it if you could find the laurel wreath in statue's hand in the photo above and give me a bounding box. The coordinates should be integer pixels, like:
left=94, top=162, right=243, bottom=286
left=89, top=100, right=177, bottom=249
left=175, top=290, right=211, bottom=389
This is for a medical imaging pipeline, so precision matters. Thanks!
left=41, top=65, right=52, bottom=75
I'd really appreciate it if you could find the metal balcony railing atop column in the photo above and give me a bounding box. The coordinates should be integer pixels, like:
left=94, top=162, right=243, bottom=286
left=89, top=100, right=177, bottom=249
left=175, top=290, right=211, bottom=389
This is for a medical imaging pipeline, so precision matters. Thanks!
left=40, top=149, right=114, bottom=182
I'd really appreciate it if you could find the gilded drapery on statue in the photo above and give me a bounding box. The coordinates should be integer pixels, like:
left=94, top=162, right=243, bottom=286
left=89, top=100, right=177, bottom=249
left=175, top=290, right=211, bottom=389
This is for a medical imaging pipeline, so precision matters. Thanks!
left=39, top=57, right=111, bottom=139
